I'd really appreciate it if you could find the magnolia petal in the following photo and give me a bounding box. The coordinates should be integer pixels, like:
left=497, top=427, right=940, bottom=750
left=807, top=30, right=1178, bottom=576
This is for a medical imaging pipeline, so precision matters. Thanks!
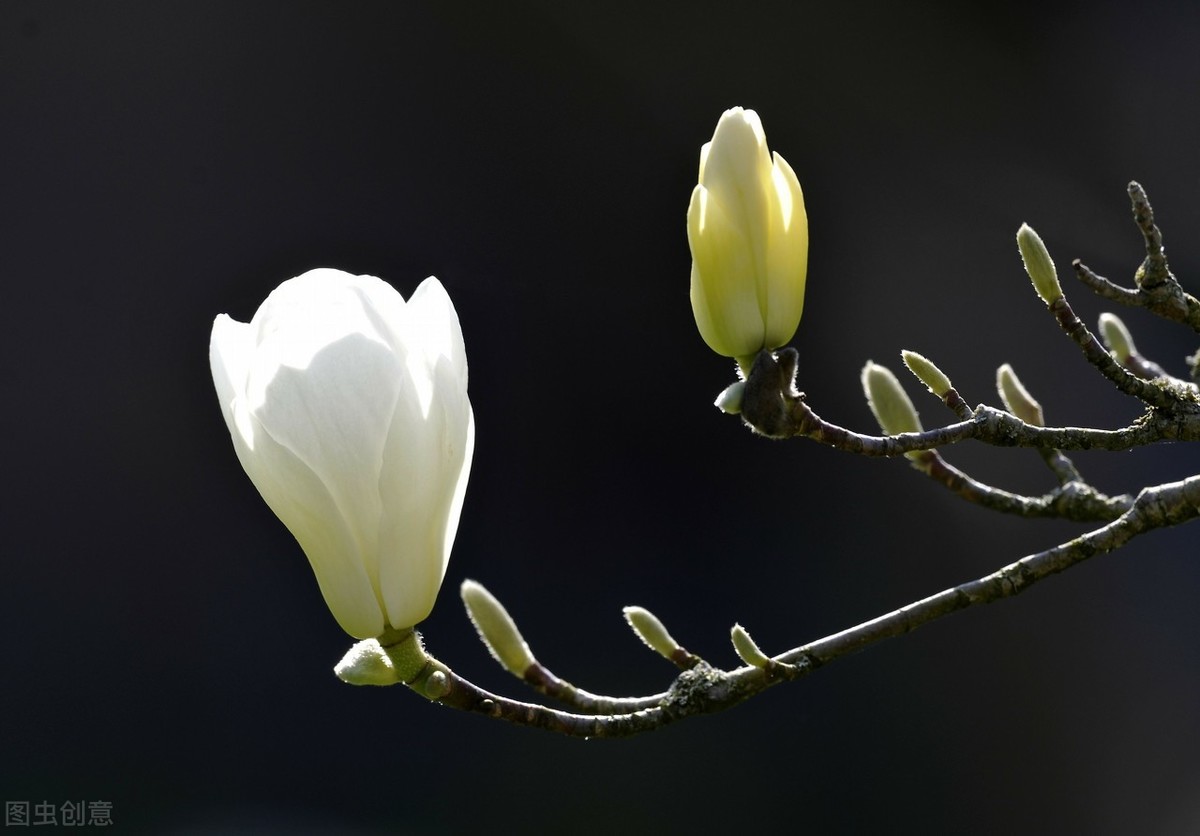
left=688, top=185, right=763, bottom=358
left=244, top=409, right=386, bottom=638
left=764, top=151, right=809, bottom=349
left=210, top=317, right=386, bottom=639
left=252, top=333, right=402, bottom=589
left=700, top=108, right=773, bottom=296
left=697, top=140, right=711, bottom=181
left=377, top=354, right=474, bottom=630
left=210, top=314, right=255, bottom=440
left=407, top=277, right=469, bottom=390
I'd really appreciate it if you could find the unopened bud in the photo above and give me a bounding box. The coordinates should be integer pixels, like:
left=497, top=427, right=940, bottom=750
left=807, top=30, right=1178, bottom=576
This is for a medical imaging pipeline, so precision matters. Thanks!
left=334, top=638, right=402, bottom=686
left=461, top=580, right=536, bottom=676
left=862, top=361, right=923, bottom=435
left=901, top=350, right=952, bottom=397
left=862, top=362, right=925, bottom=461
left=1098, top=312, right=1136, bottom=364
left=730, top=623, right=772, bottom=669
left=996, top=363, right=1044, bottom=426
left=623, top=606, right=683, bottom=661
left=1016, top=223, right=1063, bottom=304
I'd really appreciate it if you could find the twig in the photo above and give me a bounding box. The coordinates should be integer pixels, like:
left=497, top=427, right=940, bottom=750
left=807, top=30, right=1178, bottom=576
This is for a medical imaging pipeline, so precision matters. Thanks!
left=520, top=662, right=667, bottom=714
left=739, top=349, right=1183, bottom=452
left=1129, top=181, right=1173, bottom=291
left=1046, top=296, right=1179, bottom=409
left=397, top=475, right=1200, bottom=737
left=1071, top=184, right=1200, bottom=333
left=916, top=450, right=1132, bottom=521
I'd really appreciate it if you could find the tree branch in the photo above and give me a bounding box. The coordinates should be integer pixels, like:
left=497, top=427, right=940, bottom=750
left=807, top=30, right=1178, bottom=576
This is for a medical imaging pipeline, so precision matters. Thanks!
left=393, top=475, right=1200, bottom=737
left=739, top=349, right=1185, bottom=451
left=1071, top=183, right=1200, bottom=333
left=914, top=450, right=1132, bottom=521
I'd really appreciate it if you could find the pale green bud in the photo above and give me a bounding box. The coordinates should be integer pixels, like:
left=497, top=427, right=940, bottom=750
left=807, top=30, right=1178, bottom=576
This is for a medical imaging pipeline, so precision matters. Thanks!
left=995, top=363, right=1044, bottom=426
left=1016, top=223, right=1062, bottom=304
left=460, top=580, right=536, bottom=676
left=861, top=361, right=923, bottom=436
left=862, top=361, right=925, bottom=461
left=689, top=107, right=809, bottom=373
left=714, top=380, right=745, bottom=414
left=730, top=623, right=772, bottom=669
left=1098, top=312, right=1136, bottom=364
left=901, top=350, right=952, bottom=397
left=334, top=638, right=403, bottom=686
left=623, top=606, right=683, bottom=661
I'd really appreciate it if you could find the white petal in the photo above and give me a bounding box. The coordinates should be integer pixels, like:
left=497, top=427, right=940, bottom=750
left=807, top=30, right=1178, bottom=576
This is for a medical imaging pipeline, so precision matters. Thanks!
left=234, top=408, right=386, bottom=639
left=251, top=333, right=402, bottom=599
left=407, top=276, right=468, bottom=389
left=210, top=313, right=255, bottom=443
left=377, top=354, right=474, bottom=630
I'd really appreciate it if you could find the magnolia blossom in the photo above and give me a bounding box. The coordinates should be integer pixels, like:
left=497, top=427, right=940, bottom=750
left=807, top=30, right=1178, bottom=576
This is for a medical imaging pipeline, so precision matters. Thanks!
left=688, top=107, right=808, bottom=371
left=210, top=268, right=474, bottom=639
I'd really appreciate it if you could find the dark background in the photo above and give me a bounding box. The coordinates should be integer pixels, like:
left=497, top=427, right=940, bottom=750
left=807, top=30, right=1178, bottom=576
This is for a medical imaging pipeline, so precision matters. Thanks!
left=6, top=1, right=1200, bottom=833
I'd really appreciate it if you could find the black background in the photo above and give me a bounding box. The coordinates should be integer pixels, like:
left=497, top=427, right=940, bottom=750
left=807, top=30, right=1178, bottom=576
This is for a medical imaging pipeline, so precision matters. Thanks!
left=6, top=2, right=1200, bottom=833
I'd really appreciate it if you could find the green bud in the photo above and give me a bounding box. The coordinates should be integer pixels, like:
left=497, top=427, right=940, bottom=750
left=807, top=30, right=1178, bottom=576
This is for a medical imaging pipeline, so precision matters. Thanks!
left=334, top=638, right=403, bottom=686
left=1016, top=223, right=1063, bottom=304
left=901, top=350, right=952, bottom=397
left=862, top=361, right=925, bottom=461
left=623, top=606, right=683, bottom=661
left=460, top=580, right=536, bottom=676
left=1098, top=312, right=1136, bottom=364
left=861, top=361, right=922, bottom=436
left=730, top=623, right=772, bottom=668
left=995, top=363, right=1044, bottom=426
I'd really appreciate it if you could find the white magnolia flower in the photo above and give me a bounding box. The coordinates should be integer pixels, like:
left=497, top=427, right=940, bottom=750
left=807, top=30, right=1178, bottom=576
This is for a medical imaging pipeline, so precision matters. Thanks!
left=688, top=107, right=808, bottom=372
left=210, top=268, right=475, bottom=639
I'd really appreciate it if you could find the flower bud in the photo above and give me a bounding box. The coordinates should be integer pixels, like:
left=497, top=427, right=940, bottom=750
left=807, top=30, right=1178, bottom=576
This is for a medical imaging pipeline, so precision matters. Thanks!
left=862, top=361, right=925, bottom=461
left=730, top=623, right=772, bottom=669
left=461, top=580, right=536, bottom=676
left=210, top=269, right=475, bottom=639
left=996, top=363, right=1044, bottom=426
left=623, top=606, right=684, bottom=661
left=1016, top=223, right=1062, bottom=304
left=689, top=107, right=808, bottom=373
left=901, top=350, right=952, bottom=398
left=334, top=639, right=402, bottom=686
left=861, top=361, right=922, bottom=436
left=1098, top=312, right=1136, bottom=364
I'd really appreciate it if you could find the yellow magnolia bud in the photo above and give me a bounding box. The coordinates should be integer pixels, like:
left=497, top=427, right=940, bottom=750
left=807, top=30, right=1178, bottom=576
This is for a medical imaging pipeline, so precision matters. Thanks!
left=688, top=107, right=808, bottom=373
left=996, top=363, right=1044, bottom=426
left=1016, top=223, right=1063, bottom=304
